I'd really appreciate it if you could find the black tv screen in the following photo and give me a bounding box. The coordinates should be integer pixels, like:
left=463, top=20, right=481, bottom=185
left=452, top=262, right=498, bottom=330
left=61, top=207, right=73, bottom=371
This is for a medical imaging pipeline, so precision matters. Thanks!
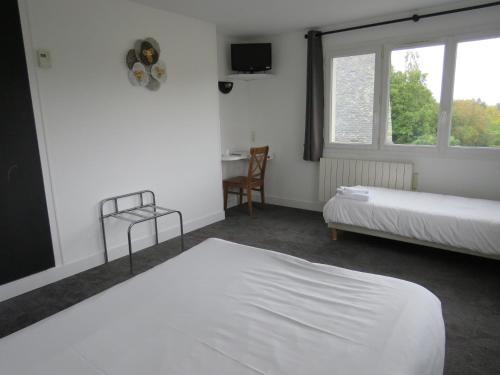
left=231, top=43, right=272, bottom=73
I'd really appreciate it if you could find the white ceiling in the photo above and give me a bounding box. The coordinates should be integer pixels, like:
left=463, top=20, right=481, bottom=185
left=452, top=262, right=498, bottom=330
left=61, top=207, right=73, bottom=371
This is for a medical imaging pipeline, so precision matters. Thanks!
left=132, top=0, right=465, bottom=36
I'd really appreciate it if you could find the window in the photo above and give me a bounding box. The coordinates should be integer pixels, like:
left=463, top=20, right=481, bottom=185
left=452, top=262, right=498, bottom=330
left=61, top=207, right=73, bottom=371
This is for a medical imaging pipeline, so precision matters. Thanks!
left=326, top=32, right=500, bottom=154
left=330, top=53, right=376, bottom=145
left=386, top=45, right=445, bottom=146
left=450, top=37, right=500, bottom=148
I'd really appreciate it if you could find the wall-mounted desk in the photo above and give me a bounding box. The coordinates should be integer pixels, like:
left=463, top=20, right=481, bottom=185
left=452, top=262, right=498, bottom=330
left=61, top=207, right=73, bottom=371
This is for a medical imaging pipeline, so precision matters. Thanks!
left=221, top=153, right=274, bottom=162
left=221, top=154, right=248, bottom=162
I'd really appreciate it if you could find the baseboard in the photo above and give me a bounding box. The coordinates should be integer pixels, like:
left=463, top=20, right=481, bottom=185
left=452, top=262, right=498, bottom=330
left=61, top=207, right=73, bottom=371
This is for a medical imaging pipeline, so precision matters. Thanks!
left=0, top=252, right=104, bottom=304
left=266, top=195, right=323, bottom=212
left=225, top=195, right=241, bottom=209
left=226, top=193, right=322, bottom=212
left=105, top=211, right=225, bottom=261
left=0, top=211, right=225, bottom=303
left=225, top=194, right=262, bottom=209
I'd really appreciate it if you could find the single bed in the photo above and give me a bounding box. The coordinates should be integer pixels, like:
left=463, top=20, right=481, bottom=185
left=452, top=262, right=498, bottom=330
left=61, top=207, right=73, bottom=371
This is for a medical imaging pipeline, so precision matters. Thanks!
left=0, top=238, right=445, bottom=375
left=324, top=186, right=500, bottom=259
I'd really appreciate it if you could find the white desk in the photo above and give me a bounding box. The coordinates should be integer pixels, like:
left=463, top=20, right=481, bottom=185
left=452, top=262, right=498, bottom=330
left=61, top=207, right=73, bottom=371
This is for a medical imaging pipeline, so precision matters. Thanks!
left=221, top=152, right=273, bottom=181
left=221, top=154, right=248, bottom=162
left=221, top=153, right=274, bottom=162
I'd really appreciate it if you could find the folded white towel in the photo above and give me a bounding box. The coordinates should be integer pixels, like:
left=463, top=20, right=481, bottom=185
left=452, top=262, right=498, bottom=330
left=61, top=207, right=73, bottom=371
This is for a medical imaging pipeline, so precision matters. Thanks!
left=338, top=186, right=370, bottom=195
left=336, top=188, right=372, bottom=202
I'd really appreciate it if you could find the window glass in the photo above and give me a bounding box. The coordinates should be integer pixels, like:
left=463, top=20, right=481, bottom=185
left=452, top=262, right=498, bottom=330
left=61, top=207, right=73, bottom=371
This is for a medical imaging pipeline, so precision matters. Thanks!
left=331, top=53, right=375, bottom=144
left=387, top=45, right=445, bottom=145
left=451, top=37, right=500, bottom=148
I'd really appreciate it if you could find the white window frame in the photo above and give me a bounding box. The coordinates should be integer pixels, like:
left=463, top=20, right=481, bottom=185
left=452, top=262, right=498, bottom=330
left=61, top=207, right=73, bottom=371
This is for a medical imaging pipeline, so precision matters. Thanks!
left=324, top=27, right=500, bottom=159
left=325, top=47, right=382, bottom=150
left=445, top=31, right=500, bottom=157
left=380, top=39, right=448, bottom=155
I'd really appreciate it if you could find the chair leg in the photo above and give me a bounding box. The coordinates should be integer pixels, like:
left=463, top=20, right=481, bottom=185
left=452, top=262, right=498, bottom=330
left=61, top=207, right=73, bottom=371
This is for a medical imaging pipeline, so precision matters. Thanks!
left=239, top=188, right=243, bottom=205
left=246, top=187, right=253, bottom=216
left=260, top=186, right=265, bottom=207
left=223, top=185, right=228, bottom=211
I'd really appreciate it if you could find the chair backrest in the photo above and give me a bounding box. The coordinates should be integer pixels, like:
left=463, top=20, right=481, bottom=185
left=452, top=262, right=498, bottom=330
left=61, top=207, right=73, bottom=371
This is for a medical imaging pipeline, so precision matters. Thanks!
left=247, top=146, right=269, bottom=181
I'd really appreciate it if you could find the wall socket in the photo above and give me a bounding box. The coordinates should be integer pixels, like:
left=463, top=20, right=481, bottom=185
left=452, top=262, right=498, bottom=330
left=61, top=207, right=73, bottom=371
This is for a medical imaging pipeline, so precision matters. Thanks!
left=37, top=49, right=52, bottom=69
left=251, top=130, right=256, bottom=143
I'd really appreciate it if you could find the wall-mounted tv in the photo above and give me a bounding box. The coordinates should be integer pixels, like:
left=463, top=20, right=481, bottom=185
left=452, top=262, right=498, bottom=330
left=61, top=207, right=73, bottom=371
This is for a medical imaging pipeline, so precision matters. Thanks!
left=231, top=43, right=272, bottom=73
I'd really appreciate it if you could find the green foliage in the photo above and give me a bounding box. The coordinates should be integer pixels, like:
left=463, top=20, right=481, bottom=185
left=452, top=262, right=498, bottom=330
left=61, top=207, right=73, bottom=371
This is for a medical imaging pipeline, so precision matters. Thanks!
left=389, top=53, right=500, bottom=147
left=389, top=53, right=438, bottom=145
left=451, top=100, right=493, bottom=147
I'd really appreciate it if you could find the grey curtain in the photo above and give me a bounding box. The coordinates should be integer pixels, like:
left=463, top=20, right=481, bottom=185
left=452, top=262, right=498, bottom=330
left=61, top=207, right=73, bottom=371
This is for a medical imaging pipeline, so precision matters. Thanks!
left=303, top=30, right=324, bottom=162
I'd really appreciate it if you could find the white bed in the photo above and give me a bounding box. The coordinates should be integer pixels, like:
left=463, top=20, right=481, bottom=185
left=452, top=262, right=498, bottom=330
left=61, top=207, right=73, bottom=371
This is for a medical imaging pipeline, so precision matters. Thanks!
left=324, top=186, right=500, bottom=258
left=0, top=238, right=445, bottom=375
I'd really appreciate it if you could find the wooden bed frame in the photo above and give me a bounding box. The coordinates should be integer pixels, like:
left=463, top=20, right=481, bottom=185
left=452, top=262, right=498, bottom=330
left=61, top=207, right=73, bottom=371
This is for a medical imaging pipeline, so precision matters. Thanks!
left=328, top=222, right=500, bottom=261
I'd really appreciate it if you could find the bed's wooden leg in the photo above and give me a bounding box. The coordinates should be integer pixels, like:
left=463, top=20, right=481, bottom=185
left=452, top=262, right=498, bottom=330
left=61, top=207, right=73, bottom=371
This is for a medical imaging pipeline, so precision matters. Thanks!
left=331, top=228, right=338, bottom=241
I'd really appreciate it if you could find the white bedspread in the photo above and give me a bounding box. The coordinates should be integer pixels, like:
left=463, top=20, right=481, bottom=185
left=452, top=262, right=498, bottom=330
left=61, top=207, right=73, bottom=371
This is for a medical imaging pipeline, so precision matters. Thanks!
left=324, top=186, right=500, bottom=256
left=0, top=238, right=445, bottom=375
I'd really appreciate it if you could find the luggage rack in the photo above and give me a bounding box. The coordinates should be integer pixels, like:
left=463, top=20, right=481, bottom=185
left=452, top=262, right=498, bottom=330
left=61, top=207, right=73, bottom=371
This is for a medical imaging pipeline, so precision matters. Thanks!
left=100, top=190, right=184, bottom=273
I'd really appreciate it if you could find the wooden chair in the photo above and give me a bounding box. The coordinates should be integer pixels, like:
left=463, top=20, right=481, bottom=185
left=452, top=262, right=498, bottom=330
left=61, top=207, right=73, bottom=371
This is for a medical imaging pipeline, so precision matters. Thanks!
left=223, top=146, right=269, bottom=216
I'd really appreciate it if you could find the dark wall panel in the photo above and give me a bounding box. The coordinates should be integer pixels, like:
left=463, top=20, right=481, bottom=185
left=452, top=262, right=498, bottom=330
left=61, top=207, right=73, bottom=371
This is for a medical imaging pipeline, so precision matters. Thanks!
left=0, top=0, right=55, bottom=285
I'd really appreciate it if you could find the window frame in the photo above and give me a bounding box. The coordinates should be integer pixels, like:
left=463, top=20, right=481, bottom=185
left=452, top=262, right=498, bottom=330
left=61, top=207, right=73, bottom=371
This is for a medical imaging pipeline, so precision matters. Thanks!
left=445, top=31, right=500, bottom=155
left=324, top=27, right=500, bottom=158
left=380, top=39, right=448, bottom=154
left=325, top=47, right=382, bottom=150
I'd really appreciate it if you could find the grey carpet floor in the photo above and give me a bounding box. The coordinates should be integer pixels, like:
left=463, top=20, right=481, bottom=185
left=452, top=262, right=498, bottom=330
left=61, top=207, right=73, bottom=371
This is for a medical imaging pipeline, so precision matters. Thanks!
left=1, top=204, right=499, bottom=374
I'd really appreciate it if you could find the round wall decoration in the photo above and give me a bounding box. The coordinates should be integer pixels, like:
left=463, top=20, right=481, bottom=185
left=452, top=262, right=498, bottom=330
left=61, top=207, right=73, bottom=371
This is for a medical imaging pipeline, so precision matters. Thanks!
left=128, top=62, right=149, bottom=87
left=126, top=37, right=166, bottom=91
left=151, top=61, right=167, bottom=83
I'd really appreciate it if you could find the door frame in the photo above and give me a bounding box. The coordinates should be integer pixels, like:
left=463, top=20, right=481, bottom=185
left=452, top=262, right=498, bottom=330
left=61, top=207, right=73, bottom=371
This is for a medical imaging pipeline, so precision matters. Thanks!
left=16, top=0, right=63, bottom=266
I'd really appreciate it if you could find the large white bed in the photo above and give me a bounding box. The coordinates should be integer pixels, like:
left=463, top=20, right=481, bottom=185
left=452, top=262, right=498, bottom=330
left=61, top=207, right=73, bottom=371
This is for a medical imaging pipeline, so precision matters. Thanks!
left=0, top=238, right=445, bottom=375
left=324, top=186, right=500, bottom=258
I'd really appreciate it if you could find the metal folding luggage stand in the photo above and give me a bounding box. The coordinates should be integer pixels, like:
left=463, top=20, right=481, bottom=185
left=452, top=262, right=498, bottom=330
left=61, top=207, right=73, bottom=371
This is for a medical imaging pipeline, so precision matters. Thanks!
left=100, top=190, right=184, bottom=273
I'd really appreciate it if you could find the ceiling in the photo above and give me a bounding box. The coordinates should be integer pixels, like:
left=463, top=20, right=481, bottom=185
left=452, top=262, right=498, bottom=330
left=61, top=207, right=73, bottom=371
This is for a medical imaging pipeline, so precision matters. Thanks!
left=132, top=0, right=465, bottom=36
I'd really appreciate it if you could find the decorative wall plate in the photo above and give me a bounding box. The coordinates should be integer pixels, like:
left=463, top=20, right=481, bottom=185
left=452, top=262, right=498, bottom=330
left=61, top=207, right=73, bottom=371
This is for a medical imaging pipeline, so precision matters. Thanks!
left=146, top=78, right=161, bottom=91
left=128, top=62, right=149, bottom=87
left=145, top=38, right=161, bottom=55
left=151, top=60, right=167, bottom=82
left=126, top=38, right=165, bottom=91
left=138, top=40, right=159, bottom=66
left=126, top=49, right=138, bottom=70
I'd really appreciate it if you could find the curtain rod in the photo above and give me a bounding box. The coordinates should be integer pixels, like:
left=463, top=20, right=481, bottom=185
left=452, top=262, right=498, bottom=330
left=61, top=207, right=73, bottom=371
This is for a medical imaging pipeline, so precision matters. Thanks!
left=304, top=1, right=500, bottom=38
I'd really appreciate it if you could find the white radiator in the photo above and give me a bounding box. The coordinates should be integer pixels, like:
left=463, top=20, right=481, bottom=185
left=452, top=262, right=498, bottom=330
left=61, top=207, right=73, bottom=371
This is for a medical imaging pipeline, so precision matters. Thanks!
left=319, top=158, right=414, bottom=201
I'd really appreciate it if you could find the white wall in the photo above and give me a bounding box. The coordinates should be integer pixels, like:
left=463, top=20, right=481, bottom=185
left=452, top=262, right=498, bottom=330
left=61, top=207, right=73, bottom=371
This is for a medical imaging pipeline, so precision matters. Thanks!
left=0, top=0, right=223, bottom=301
left=218, top=33, right=322, bottom=210
left=217, top=34, right=253, bottom=192
left=217, top=34, right=251, bottom=153
left=218, top=4, right=500, bottom=211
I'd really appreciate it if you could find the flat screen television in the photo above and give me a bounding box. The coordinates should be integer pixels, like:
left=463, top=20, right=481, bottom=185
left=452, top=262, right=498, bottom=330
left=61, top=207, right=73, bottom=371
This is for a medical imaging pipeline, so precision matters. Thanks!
left=231, top=43, right=272, bottom=73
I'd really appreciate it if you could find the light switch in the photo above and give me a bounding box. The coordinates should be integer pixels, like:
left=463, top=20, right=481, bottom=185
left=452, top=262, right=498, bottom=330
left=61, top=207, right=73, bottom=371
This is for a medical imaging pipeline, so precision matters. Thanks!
left=37, top=49, right=52, bottom=69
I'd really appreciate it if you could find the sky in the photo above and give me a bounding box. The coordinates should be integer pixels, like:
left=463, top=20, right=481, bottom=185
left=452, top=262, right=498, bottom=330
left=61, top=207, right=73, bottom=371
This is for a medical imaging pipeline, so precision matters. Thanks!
left=391, top=37, right=500, bottom=106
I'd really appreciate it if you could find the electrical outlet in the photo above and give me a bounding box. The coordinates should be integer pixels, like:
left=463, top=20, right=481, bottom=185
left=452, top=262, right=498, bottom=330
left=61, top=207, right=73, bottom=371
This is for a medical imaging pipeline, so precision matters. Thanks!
left=251, top=130, right=256, bottom=143
left=37, top=49, right=52, bottom=69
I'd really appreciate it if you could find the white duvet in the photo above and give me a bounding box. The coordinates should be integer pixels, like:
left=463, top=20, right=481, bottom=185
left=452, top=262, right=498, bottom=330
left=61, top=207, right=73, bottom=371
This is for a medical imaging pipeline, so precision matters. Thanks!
left=324, top=186, right=500, bottom=256
left=0, top=238, right=445, bottom=375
